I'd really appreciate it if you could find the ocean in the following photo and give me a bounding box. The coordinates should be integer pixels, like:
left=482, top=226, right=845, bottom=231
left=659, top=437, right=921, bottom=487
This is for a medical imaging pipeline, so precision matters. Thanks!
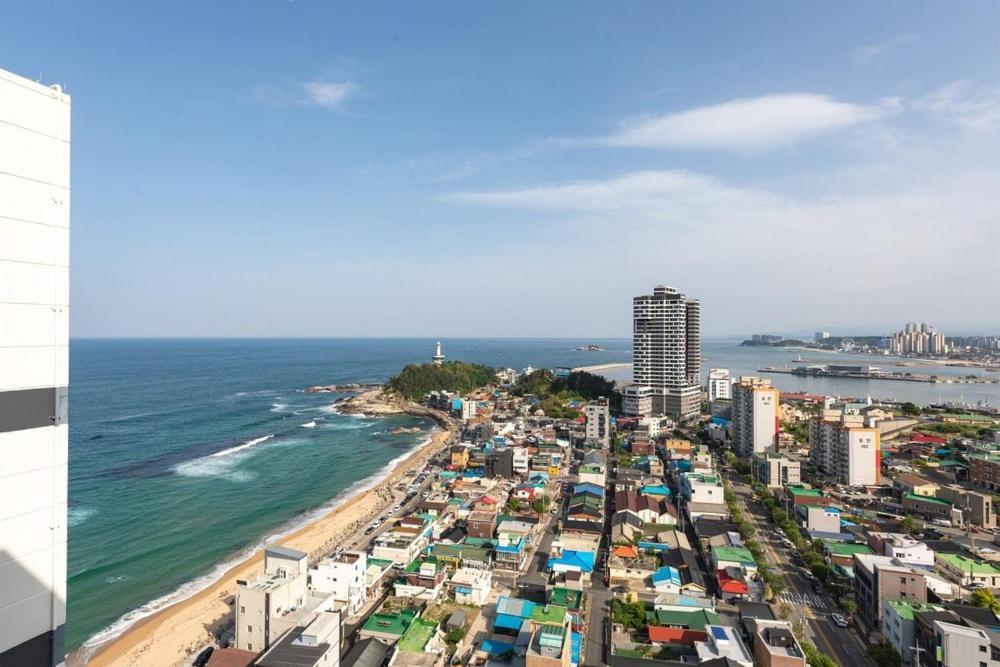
left=66, top=337, right=999, bottom=653
left=65, top=338, right=633, bottom=652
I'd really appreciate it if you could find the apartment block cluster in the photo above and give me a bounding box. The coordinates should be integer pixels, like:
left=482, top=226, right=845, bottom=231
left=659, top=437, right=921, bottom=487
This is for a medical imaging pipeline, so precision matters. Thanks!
left=890, top=321, right=949, bottom=356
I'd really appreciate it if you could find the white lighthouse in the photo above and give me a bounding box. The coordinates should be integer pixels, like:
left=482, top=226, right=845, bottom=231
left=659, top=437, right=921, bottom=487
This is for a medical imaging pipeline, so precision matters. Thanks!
left=432, top=340, right=445, bottom=365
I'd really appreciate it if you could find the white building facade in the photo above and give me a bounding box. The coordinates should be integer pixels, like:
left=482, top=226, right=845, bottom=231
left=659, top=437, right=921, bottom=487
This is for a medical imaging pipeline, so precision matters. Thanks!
left=310, top=551, right=368, bottom=615
left=583, top=398, right=610, bottom=446
left=809, top=419, right=880, bottom=486
left=0, top=68, right=71, bottom=667
left=731, top=377, right=779, bottom=457
left=707, top=368, right=731, bottom=402
left=632, top=285, right=701, bottom=418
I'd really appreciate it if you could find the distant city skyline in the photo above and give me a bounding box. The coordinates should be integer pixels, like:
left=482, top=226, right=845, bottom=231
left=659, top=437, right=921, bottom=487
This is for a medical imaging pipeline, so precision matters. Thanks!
left=2, top=1, right=998, bottom=337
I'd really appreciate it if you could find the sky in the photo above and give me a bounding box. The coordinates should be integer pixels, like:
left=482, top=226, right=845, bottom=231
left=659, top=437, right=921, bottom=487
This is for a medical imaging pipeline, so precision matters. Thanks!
left=2, top=1, right=998, bottom=338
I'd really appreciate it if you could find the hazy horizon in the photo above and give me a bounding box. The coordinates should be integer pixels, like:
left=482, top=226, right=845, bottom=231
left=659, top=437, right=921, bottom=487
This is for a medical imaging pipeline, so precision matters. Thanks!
left=4, top=1, right=998, bottom=337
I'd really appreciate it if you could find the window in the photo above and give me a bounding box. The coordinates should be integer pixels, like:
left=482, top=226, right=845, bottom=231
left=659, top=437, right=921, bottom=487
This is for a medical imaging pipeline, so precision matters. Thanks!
left=247, top=625, right=252, bottom=632
left=980, top=645, right=987, bottom=653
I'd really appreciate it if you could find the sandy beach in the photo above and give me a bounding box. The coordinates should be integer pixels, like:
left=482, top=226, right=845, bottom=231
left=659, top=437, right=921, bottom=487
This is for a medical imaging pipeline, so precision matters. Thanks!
left=77, top=390, right=454, bottom=667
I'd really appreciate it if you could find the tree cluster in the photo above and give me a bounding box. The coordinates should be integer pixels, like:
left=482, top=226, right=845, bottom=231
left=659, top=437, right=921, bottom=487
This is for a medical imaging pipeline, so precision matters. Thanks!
left=387, top=361, right=497, bottom=400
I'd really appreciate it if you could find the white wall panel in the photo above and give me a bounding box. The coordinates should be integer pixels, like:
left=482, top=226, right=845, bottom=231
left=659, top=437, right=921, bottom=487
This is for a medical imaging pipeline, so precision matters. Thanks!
left=0, top=172, right=68, bottom=227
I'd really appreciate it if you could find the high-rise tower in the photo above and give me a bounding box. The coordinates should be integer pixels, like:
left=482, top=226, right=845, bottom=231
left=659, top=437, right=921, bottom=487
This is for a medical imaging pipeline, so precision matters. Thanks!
left=0, top=67, right=70, bottom=666
left=632, top=285, right=701, bottom=418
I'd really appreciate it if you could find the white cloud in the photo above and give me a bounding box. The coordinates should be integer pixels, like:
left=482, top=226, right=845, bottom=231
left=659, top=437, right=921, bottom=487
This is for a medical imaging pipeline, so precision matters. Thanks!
left=915, top=81, right=1000, bottom=134
left=299, top=81, right=358, bottom=109
left=598, top=94, right=891, bottom=151
left=852, top=33, right=918, bottom=65
left=250, top=80, right=358, bottom=110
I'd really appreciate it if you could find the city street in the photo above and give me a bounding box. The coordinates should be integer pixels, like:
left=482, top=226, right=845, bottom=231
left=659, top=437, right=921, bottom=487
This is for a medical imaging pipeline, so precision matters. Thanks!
left=732, top=479, right=872, bottom=666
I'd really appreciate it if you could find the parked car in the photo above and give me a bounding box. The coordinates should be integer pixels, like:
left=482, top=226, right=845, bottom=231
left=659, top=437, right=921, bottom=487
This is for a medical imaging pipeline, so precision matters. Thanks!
left=193, top=647, right=214, bottom=667
left=812, top=582, right=824, bottom=594
left=831, top=613, right=848, bottom=628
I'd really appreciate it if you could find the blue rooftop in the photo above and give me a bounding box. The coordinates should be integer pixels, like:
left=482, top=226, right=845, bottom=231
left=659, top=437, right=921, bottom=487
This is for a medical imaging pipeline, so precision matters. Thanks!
left=652, top=566, right=682, bottom=586
left=548, top=550, right=596, bottom=574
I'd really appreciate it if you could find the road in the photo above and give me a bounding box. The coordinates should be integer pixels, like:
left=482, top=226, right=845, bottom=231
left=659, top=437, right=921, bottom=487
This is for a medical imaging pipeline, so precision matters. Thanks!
left=731, top=478, right=872, bottom=666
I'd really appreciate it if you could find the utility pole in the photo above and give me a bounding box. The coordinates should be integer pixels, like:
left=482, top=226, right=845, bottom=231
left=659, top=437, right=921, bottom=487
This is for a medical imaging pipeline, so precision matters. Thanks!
left=910, top=643, right=926, bottom=667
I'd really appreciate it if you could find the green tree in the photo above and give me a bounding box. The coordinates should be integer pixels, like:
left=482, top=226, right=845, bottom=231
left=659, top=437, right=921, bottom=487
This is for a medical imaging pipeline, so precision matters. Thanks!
left=777, top=602, right=792, bottom=620
left=899, top=516, right=919, bottom=535
left=610, top=598, right=648, bottom=631
left=971, top=588, right=1000, bottom=613
left=867, top=643, right=902, bottom=667
left=530, top=496, right=552, bottom=518
left=840, top=598, right=858, bottom=616
left=802, top=642, right=838, bottom=667
left=900, top=402, right=922, bottom=416
left=444, top=627, right=467, bottom=646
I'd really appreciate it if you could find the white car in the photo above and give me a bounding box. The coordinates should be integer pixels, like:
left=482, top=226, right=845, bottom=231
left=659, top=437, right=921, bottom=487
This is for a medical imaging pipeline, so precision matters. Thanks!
left=831, top=614, right=848, bottom=628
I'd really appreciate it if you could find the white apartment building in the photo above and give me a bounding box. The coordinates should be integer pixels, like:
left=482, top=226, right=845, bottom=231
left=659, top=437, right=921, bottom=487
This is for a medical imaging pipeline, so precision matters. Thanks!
left=583, top=398, right=610, bottom=446
left=707, top=368, right=731, bottom=402
left=310, top=550, right=368, bottom=616
left=880, top=534, right=934, bottom=568
left=731, top=377, right=779, bottom=456
left=622, top=384, right=653, bottom=418
left=236, top=546, right=314, bottom=653
left=512, top=447, right=530, bottom=475
left=809, top=418, right=880, bottom=486
left=752, top=453, right=800, bottom=489
left=632, top=285, right=701, bottom=418
left=0, top=68, right=71, bottom=667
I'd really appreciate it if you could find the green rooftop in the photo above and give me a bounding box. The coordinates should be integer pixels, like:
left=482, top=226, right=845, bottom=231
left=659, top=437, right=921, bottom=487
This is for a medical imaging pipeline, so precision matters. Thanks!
left=647, top=608, right=722, bottom=631
left=712, top=545, right=756, bottom=564
left=823, top=542, right=874, bottom=557
left=397, top=617, right=438, bottom=652
left=885, top=599, right=945, bottom=621
left=531, top=604, right=568, bottom=625
left=368, top=557, right=396, bottom=570
left=904, top=492, right=952, bottom=506
left=431, top=543, right=491, bottom=563
left=404, top=557, right=443, bottom=573
left=787, top=486, right=823, bottom=497
left=548, top=587, right=583, bottom=610
left=938, top=552, right=1000, bottom=575
left=362, top=608, right=417, bottom=637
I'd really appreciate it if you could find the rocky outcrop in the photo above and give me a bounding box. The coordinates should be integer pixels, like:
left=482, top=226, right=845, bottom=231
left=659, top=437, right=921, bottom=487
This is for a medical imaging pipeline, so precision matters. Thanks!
left=305, top=383, right=383, bottom=393
left=333, top=388, right=458, bottom=432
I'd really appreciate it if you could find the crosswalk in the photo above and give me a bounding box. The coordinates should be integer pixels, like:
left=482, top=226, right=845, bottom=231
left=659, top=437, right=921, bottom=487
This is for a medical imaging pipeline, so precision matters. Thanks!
left=775, top=590, right=829, bottom=611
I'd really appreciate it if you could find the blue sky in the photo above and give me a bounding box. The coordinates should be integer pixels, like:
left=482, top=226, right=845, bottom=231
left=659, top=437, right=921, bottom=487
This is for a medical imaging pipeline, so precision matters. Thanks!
left=3, top=1, right=998, bottom=337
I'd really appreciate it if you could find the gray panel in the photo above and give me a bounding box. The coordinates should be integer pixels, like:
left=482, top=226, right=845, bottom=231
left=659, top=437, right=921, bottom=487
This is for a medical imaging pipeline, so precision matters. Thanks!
left=0, top=623, right=64, bottom=666
left=0, top=387, right=66, bottom=434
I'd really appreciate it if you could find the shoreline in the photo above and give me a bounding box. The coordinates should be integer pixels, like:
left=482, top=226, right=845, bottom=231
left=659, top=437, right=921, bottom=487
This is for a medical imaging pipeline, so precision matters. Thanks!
left=77, top=389, right=455, bottom=667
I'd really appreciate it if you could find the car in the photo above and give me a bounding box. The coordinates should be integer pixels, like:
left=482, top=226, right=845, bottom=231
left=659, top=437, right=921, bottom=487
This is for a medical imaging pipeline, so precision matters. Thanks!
left=831, top=613, right=848, bottom=628
left=612, top=585, right=630, bottom=594
left=193, top=647, right=214, bottom=667
left=812, top=582, right=824, bottom=594
left=802, top=570, right=815, bottom=581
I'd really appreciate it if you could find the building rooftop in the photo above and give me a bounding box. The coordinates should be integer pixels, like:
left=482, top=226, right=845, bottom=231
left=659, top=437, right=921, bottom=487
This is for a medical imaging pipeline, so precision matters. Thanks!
left=787, top=486, right=823, bottom=497
left=824, top=542, right=875, bottom=557
left=397, top=617, right=438, bottom=653
left=938, top=552, right=1000, bottom=575
left=885, top=599, right=945, bottom=621
left=904, top=492, right=952, bottom=506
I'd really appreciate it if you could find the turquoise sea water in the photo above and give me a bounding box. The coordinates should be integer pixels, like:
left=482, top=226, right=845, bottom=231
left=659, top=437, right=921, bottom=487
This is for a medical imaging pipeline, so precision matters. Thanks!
left=66, top=338, right=632, bottom=651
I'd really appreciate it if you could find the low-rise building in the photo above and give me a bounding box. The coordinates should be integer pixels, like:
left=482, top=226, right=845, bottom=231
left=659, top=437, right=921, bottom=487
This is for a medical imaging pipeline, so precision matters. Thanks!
left=447, top=566, right=492, bottom=606
left=893, top=474, right=940, bottom=498
left=695, top=625, right=753, bottom=667
left=799, top=505, right=840, bottom=534
left=310, top=551, right=368, bottom=616
left=854, top=554, right=928, bottom=629
left=255, top=609, right=343, bottom=667
left=751, top=620, right=806, bottom=667
left=753, top=453, right=801, bottom=489
left=882, top=599, right=945, bottom=666
left=902, top=493, right=961, bottom=524
left=236, top=546, right=314, bottom=654
left=933, top=620, right=999, bottom=667
left=623, top=384, right=653, bottom=418
left=935, top=552, right=1000, bottom=589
